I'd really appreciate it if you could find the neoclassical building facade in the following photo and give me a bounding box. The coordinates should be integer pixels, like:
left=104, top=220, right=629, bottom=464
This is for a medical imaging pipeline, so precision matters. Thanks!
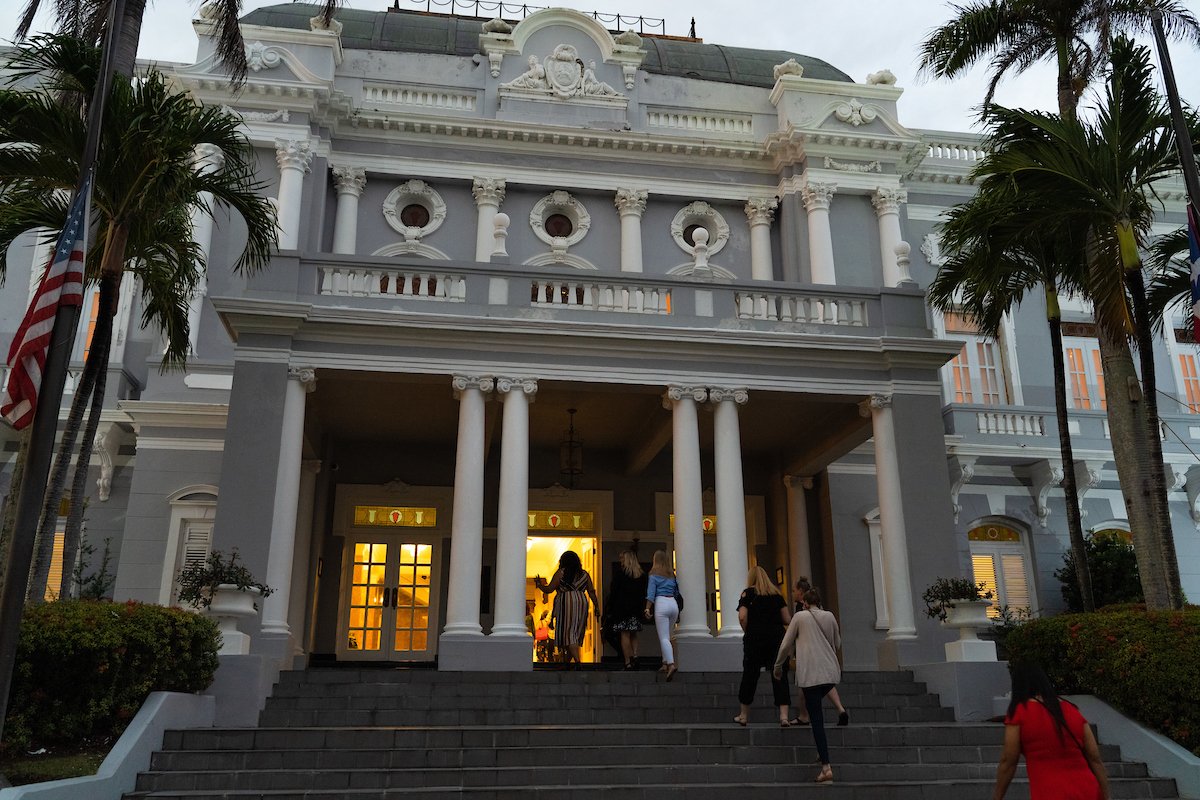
left=1, top=4, right=1196, bottom=675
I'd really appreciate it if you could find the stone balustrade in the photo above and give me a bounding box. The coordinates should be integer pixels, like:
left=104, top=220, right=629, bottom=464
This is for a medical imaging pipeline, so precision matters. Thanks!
left=318, top=265, right=466, bottom=302
left=976, top=410, right=1046, bottom=436
left=735, top=290, right=868, bottom=326
left=531, top=278, right=671, bottom=315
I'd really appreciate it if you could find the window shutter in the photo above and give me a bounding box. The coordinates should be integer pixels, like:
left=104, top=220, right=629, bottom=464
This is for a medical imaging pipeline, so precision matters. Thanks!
left=999, top=553, right=1031, bottom=611
left=971, top=554, right=999, bottom=618
left=45, top=531, right=66, bottom=602
left=181, top=523, right=212, bottom=571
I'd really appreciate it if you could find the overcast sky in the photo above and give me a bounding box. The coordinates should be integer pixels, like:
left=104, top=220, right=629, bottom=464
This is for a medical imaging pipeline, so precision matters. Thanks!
left=3, top=0, right=1199, bottom=133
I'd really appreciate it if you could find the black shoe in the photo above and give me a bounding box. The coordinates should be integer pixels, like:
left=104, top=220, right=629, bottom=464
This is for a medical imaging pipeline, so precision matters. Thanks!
left=837, top=711, right=850, bottom=727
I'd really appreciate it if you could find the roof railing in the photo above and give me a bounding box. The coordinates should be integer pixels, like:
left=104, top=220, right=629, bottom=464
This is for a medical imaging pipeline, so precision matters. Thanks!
left=388, top=0, right=668, bottom=35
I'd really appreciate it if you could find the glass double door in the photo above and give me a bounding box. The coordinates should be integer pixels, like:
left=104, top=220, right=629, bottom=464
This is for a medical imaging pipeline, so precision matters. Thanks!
left=337, top=536, right=439, bottom=661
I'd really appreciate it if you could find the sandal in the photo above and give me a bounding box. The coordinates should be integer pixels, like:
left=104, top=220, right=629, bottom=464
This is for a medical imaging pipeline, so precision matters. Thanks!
left=665, top=664, right=677, bottom=682
left=733, top=715, right=748, bottom=727
left=788, top=716, right=810, bottom=726
left=815, top=765, right=833, bottom=784
left=779, top=718, right=791, bottom=728
left=837, top=711, right=850, bottom=727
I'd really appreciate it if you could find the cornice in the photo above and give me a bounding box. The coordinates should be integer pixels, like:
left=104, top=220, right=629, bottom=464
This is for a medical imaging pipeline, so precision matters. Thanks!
left=117, top=400, right=230, bottom=431
left=770, top=74, right=904, bottom=105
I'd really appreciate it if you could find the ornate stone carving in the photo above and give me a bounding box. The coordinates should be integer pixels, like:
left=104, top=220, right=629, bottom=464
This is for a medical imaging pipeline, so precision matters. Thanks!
left=1028, top=459, right=1065, bottom=527
left=492, top=212, right=510, bottom=258
left=921, top=233, right=947, bottom=267
left=94, top=426, right=118, bottom=502
left=472, top=177, right=506, bottom=207
left=614, top=29, right=642, bottom=47
left=481, top=17, right=512, bottom=34
left=1185, top=466, right=1200, bottom=528
left=500, top=45, right=621, bottom=99
left=331, top=166, right=366, bottom=197
left=948, top=455, right=977, bottom=523
left=859, top=393, right=892, bottom=416
left=824, top=156, right=881, bottom=173
left=530, top=190, right=591, bottom=250
left=220, top=106, right=289, bottom=123
left=495, top=377, right=538, bottom=398
left=800, top=182, right=837, bottom=212
left=382, top=179, right=446, bottom=240
left=670, top=201, right=729, bottom=257
left=773, top=58, right=804, bottom=80
left=708, top=387, right=749, bottom=405
left=274, top=139, right=312, bottom=173
left=614, top=188, right=648, bottom=216
left=621, top=64, right=637, bottom=90
left=488, top=51, right=504, bottom=78
left=452, top=375, right=495, bottom=397
left=194, top=143, right=225, bottom=172
left=744, top=197, right=778, bottom=227
left=866, top=69, right=897, bottom=86
left=246, top=41, right=283, bottom=72
left=663, top=386, right=709, bottom=408
left=834, top=98, right=877, bottom=127
left=1073, top=460, right=1104, bottom=519
left=309, top=13, right=342, bottom=34
left=289, top=367, right=317, bottom=392
left=871, top=188, right=908, bottom=216
left=784, top=475, right=814, bottom=491
left=895, top=242, right=915, bottom=284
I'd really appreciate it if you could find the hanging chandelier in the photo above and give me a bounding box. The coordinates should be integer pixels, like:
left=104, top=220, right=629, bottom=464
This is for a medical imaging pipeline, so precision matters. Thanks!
left=559, top=408, right=583, bottom=488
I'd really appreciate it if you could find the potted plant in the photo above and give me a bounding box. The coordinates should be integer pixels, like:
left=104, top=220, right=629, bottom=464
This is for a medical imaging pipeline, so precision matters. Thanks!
left=922, top=576, right=996, bottom=662
left=177, top=549, right=272, bottom=655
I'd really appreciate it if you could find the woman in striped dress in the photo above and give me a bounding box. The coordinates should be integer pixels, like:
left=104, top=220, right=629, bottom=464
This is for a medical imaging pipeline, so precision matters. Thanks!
left=535, top=551, right=599, bottom=665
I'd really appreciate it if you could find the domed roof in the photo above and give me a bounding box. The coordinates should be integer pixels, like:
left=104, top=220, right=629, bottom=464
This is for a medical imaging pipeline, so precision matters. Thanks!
left=239, top=4, right=853, bottom=87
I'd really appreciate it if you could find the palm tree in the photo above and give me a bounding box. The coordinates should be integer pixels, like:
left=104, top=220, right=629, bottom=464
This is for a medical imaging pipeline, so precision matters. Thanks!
left=918, top=0, right=1200, bottom=118
left=14, top=0, right=342, bottom=84
left=929, top=188, right=1098, bottom=610
left=958, top=36, right=1185, bottom=608
left=0, top=35, right=276, bottom=600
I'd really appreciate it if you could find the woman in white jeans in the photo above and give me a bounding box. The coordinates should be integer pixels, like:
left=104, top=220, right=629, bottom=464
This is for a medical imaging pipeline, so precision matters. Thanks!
left=642, top=549, right=679, bottom=681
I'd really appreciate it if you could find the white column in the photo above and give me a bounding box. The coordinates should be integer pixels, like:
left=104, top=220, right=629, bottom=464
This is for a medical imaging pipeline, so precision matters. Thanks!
left=665, top=385, right=710, bottom=638
left=274, top=138, right=313, bottom=250
left=473, top=178, right=506, bottom=263
left=744, top=197, right=778, bottom=281
left=614, top=188, right=648, bottom=273
left=710, top=387, right=750, bottom=638
left=261, top=367, right=317, bottom=637
left=801, top=182, right=837, bottom=285
left=442, top=375, right=494, bottom=638
left=784, top=475, right=813, bottom=587
left=331, top=166, right=366, bottom=255
left=492, top=376, right=537, bottom=637
left=871, top=188, right=908, bottom=287
left=182, top=144, right=224, bottom=355
left=862, top=394, right=917, bottom=639
left=286, top=459, right=321, bottom=655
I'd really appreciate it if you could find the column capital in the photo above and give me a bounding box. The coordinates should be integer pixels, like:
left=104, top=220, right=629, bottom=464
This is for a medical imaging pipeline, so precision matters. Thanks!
left=663, top=385, right=708, bottom=408
left=274, top=138, right=313, bottom=173
left=288, top=367, right=317, bottom=392
left=708, top=387, right=749, bottom=405
left=472, top=177, right=506, bottom=207
left=800, top=182, right=837, bottom=212
left=859, top=393, right=892, bottom=416
left=331, top=165, right=366, bottom=197
left=495, top=376, right=537, bottom=398
left=614, top=188, right=648, bottom=216
left=744, top=197, right=778, bottom=226
left=194, top=143, right=225, bottom=173
left=784, top=474, right=814, bottom=491
left=301, top=459, right=323, bottom=476
left=452, top=375, right=495, bottom=397
left=870, top=187, right=908, bottom=216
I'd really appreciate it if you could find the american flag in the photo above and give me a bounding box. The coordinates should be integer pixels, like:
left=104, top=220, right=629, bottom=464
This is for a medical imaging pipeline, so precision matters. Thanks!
left=1, top=177, right=92, bottom=430
left=1190, top=203, right=1200, bottom=342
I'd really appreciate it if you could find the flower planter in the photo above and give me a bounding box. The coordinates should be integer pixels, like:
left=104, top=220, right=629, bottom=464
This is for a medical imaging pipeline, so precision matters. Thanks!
left=942, top=599, right=997, bottom=662
left=205, top=584, right=263, bottom=656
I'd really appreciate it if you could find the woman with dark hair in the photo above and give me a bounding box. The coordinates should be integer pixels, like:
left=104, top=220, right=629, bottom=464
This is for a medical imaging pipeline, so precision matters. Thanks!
left=535, top=550, right=599, bottom=666
left=992, top=661, right=1110, bottom=800
left=774, top=587, right=840, bottom=784
left=786, top=578, right=849, bottom=727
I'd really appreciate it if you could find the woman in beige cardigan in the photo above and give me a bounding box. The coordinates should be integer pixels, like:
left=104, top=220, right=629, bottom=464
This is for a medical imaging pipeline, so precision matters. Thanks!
left=774, top=587, right=840, bottom=784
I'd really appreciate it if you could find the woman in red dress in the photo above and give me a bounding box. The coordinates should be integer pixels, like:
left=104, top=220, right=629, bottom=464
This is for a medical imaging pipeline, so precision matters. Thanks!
left=992, top=661, right=1110, bottom=800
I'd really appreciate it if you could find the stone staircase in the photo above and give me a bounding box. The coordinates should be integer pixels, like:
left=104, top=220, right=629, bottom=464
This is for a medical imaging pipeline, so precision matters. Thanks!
left=125, top=667, right=1179, bottom=799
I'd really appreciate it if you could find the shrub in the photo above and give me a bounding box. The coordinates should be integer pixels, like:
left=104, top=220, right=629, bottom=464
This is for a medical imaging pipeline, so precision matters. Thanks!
left=177, top=548, right=271, bottom=610
left=2, top=600, right=220, bottom=752
left=1005, top=608, right=1200, bottom=755
left=921, top=576, right=994, bottom=622
left=1055, top=531, right=1142, bottom=612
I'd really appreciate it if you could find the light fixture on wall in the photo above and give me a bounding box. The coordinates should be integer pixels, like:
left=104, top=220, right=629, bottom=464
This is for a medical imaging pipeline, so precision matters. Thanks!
left=559, top=408, right=583, bottom=489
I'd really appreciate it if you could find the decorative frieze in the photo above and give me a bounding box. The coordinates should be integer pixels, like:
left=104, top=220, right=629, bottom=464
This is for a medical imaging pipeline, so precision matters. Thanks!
left=500, top=45, right=621, bottom=100
left=219, top=106, right=290, bottom=123
left=361, top=84, right=477, bottom=113
left=834, top=98, right=877, bottom=127
left=645, top=109, right=753, bottom=137
left=246, top=41, right=283, bottom=72
left=824, top=156, right=880, bottom=173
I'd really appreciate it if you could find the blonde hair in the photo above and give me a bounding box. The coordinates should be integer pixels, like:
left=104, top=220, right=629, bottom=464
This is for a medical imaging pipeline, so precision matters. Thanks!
left=746, top=566, right=781, bottom=596
left=650, top=550, right=674, bottom=578
left=619, top=550, right=644, bottom=579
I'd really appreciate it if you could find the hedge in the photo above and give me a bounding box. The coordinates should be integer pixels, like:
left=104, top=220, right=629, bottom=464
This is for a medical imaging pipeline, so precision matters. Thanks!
left=3, top=600, right=220, bottom=752
left=1005, top=607, right=1200, bottom=755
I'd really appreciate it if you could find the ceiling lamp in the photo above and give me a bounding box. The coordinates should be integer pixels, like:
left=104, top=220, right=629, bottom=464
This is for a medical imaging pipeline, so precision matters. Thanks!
left=559, top=408, right=583, bottom=489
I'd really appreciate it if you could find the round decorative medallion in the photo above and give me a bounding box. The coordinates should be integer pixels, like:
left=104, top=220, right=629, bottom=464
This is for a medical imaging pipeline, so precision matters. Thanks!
left=383, top=179, right=446, bottom=240
left=530, top=190, right=591, bottom=249
left=671, top=201, right=729, bottom=256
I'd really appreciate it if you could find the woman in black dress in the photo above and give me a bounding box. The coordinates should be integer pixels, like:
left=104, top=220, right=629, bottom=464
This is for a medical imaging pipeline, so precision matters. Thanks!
left=606, top=550, right=648, bottom=669
left=733, top=566, right=792, bottom=726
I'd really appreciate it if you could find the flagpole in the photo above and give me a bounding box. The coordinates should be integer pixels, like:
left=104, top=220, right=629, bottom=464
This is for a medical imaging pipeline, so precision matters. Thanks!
left=0, top=0, right=127, bottom=745
left=1152, top=12, right=1200, bottom=206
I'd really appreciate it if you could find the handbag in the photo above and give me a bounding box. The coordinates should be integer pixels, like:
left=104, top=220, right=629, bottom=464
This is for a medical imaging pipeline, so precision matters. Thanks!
left=673, top=586, right=684, bottom=612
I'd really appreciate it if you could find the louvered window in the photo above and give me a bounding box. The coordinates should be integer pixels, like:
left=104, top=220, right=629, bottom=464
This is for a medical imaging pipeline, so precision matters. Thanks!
left=968, top=524, right=1037, bottom=617
left=180, top=522, right=213, bottom=572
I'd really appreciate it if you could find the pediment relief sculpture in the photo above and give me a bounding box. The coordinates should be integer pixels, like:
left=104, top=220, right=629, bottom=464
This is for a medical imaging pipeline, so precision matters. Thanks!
left=501, top=44, right=622, bottom=100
